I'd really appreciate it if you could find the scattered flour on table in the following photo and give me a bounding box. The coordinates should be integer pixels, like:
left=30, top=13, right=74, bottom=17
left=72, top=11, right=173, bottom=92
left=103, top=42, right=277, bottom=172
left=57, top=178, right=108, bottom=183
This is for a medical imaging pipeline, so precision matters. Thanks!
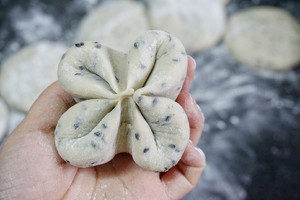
left=10, top=7, right=62, bottom=43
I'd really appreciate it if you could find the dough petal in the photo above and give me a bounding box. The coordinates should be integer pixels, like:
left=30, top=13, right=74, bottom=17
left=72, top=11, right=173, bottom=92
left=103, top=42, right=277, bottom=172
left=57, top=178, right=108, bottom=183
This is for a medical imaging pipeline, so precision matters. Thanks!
left=130, top=95, right=189, bottom=171
left=128, top=30, right=187, bottom=100
left=55, top=99, right=120, bottom=167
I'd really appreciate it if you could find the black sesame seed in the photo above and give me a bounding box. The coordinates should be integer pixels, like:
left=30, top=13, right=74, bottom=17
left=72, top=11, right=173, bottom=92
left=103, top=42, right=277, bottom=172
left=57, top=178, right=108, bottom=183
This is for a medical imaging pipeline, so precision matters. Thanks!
left=164, top=167, right=168, bottom=171
left=74, top=72, right=81, bottom=76
left=94, top=131, right=102, bottom=137
left=175, top=149, right=180, bottom=153
left=91, top=161, right=97, bottom=165
left=102, top=123, right=107, bottom=129
left=95, top=43, right=102, bottom=49
left=168, top=144, right=176, bottom=149
left=167, top=34, right=172, bottom=41
left=172, top=160, right=176, bottom=165
left=135, top=133, right=140, bottom=140
left=75, top=42, right=84, bottom=47
left=143, top=148, right=150, bottom=153
left=74, top=122, right=80, bottom=130
left=176, top=87, right=181, bottom=91
left=152, top=98, right=158, bottom=107
left=165, top=116, right=171, bottom=122
left=79, top=66, right=84, bottom=70
left=65, top=160, right=70, bottom=163
left=134, top=42, right=139, bottom=49
left=91, top=141, right=97, bottom=148
left=140, top=63, right=146, bottom=69
left=138, top=96, right=143, bottom=104
left=172, top=58, right=180, bottom=62
left=115, top=76, right=119, bottom=83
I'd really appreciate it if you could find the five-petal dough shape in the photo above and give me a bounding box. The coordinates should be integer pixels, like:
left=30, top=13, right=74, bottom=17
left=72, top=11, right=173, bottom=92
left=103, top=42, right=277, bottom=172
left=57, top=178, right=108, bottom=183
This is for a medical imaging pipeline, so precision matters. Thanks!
left=55, top=30, right=190, bottom=172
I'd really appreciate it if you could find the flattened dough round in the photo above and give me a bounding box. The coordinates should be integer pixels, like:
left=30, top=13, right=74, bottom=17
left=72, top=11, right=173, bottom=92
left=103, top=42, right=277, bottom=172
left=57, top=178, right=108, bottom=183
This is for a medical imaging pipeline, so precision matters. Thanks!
left=76, top=0, right=149, bottom=52
left=0, top=98, right=9, bottom=141
left=146, top=0, right=226, bottom=52
left=0, top=41, right=67, bottom=112
left=55, top=30, right=190, bottom=171
left=225, top=6, right=300, bottom=70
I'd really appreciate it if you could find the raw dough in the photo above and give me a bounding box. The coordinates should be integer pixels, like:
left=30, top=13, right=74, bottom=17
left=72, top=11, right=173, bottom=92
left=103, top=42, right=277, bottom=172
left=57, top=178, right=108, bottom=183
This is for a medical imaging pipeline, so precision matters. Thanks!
left=76, top=0, right=149, bottom=52
left=0, top=41, right=67, bottom=112
left=55, top=30, right=190, bottom=172
left=146, top=0, right=226, bottom=52
left=225, top=6, right=300, bottom=71
left=0, top=98, right=9, bottom=142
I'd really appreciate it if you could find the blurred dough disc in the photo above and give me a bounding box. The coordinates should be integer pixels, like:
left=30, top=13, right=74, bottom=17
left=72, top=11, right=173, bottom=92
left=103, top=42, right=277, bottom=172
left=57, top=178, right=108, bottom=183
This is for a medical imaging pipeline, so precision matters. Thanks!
left=225, top=6, right=300, bottom=71
left=146, top=0, right=226, bottom=52
left=76, top=0, right=149, bottom=52
left=7, top=109, right=25, bottom=134
left=0, top=41, right=67, bottom=112
left=0, top=98, right=9, bottom=141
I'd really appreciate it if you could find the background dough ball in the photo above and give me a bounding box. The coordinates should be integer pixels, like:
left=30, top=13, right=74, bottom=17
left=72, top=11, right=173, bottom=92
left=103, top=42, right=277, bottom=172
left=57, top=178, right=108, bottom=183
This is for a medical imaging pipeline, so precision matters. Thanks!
left=0, top=41, right=67, bottom=112
left=0, top=98, right=9, bottom=142
left=75, top=0, right=149, bottom=52
left=146, top=0, right=226, bottom=52
left=225, top=6, right=300, bottom=71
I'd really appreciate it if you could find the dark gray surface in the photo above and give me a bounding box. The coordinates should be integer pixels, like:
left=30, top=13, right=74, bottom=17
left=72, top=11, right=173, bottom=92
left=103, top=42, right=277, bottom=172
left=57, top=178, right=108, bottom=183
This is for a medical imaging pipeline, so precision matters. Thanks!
left=0, top=0, right=299, bottom=199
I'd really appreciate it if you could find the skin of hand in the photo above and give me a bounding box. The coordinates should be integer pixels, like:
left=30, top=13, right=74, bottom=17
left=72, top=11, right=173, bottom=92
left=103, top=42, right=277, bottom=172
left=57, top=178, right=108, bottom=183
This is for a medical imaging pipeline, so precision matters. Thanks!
left=0, top=56, right=205, bottom=200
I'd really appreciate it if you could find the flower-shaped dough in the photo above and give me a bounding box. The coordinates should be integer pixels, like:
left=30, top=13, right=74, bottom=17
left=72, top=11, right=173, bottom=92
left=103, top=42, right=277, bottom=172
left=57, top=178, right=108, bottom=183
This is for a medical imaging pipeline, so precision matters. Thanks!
left=55, top=30, right=189, bottom=172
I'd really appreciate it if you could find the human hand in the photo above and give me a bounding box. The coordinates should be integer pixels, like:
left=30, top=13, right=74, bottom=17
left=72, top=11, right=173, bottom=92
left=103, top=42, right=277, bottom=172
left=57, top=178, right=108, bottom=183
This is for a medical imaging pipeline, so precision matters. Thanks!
left=0, top=56, right=205, bottom=200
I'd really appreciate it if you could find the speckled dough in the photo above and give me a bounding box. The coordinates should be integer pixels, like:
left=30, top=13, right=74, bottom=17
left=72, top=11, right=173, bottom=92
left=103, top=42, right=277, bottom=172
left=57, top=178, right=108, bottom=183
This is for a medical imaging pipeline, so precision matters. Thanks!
left=0, top=98, right=9, bottom=141
left=55, top=30, right=190, bottom=171
left=76, top=0, right=149, bottom=52
left=146, top=0, right=226, bottom=52
left=225, top=6, right=300, bottom=70
left=0, top=41, right=67, bottom=112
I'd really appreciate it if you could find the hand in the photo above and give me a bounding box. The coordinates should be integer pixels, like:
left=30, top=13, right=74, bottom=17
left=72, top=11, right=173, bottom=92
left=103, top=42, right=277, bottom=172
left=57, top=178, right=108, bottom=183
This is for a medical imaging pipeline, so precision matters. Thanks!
left=0, top=56, right=205, bottom=200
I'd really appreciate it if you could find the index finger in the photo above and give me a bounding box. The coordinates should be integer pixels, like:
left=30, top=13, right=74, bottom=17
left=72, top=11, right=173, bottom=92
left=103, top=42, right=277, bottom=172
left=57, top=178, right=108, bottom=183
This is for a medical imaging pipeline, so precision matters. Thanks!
left=176, top=56, right=205, bottom=145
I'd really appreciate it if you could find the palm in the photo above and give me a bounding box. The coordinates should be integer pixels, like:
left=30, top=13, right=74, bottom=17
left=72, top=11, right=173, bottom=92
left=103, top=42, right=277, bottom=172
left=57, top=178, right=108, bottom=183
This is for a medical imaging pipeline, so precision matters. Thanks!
left=0, top=127, right=182, bottom=199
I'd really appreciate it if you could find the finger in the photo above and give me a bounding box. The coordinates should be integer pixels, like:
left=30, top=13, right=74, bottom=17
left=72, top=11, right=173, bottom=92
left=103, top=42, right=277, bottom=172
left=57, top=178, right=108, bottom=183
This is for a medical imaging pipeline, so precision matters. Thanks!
left=176, top=56, right=204, bottom=145
left=18, top=81, right=75, bottom=133
left=181, top=56, right=196, bottom=93
left=177, top=92, right=204, bottom=145
left=161, top=141, right=206, bottom=200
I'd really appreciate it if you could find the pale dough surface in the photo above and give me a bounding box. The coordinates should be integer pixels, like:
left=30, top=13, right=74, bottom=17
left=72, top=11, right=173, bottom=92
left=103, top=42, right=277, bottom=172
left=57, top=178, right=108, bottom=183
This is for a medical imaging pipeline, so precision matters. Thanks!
left=55, top=30, right=190, bottom=171
left=76, top=0, right=149, bottom=52
left=225, top=6, right=300, bottom=71
left=146, top=0, right=226, bottom=52
left=0, top=41, right=67, bottom=112
left=0, top=98, right=9, bottom=141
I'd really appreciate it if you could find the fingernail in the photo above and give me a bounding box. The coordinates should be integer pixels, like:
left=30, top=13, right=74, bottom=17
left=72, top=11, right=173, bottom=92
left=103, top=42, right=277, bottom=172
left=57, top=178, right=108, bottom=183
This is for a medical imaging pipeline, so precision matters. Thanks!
left=194, top=146, right=206, bottom=167
left=188, top=56, right=197, bottom=70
